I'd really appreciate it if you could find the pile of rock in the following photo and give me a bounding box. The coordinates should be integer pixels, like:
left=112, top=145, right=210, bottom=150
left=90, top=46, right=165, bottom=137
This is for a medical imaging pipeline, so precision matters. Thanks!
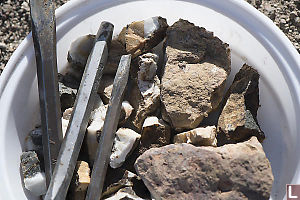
left=21, top=17, right=274, bottom=199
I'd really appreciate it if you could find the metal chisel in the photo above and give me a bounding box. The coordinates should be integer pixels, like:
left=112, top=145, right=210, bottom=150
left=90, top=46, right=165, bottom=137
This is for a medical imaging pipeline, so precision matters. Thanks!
left=86, top=54, right=132, bottom=200
left=44, top=21, right=114, bottom=200
left=29, top=0, right=63, bottom=186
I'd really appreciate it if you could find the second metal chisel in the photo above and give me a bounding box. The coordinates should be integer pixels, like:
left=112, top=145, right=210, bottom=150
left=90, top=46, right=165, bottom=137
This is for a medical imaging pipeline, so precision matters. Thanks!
left=44, top=21, right=114, bottom=200
left=85, top=54, right=132, bottom=200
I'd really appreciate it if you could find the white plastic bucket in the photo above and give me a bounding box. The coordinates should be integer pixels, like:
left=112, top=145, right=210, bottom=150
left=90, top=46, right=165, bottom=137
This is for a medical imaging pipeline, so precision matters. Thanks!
left=0, top=0, right=299, bottom=199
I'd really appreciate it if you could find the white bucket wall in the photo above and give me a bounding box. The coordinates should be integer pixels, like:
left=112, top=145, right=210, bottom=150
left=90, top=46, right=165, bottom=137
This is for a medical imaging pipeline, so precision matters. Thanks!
left=0, top=0, right=299, bottom=200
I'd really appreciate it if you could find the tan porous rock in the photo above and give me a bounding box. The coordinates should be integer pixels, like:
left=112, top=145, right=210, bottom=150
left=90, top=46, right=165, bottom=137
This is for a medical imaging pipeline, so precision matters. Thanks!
left=161, top=19, right=231, bottom=130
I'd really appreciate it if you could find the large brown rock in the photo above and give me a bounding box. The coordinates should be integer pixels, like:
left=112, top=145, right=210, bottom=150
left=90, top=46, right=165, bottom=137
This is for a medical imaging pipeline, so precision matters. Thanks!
left=161, top=19, right=231, bottom=130
left=217, top=64, right=265, bottom=144
left=134, top=137, right=273, bottom=200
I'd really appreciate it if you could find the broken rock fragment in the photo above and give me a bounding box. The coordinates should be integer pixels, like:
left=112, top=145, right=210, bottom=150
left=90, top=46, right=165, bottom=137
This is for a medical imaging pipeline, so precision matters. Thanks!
left=117, top=16, right=168, bottom=58
left=20, top=151, right=46, bottom=196
left=134, top=137, right=273, bottom=200
left=139, top=116, right=171, bottom=154
left=110, top=128, right=141, bottom=169
left=161, top=19, right=231, bottom=130
left=69, top=161, right=91, bottom=200
left=128, top=53, right=161, bottom=131
left=173, top=126, right=217, bottom=147
left=217, top=64, right=265, bottom=144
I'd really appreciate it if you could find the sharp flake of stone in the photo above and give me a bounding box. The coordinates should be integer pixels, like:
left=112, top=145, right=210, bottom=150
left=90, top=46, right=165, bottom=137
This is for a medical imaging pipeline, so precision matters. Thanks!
left=67, top=34, right=96, bottom=69
left=59, top=81, right=77, bottom=112
left=110, top=128, right=141, bottom=169
left=128, top=53, right=161, bottom=131
left=173, top=126, right=217, bottom=147
left=20, top=151, right=46, bottom=196
left=69, top=161, right=91, bottom=200
left=104, top=187, right=143, bottom=200
left=134, top=137, right=273, bottom=200
left=139, top=116, right=171, bottom=154
left=217, top=64, right=265, bottom=144
left=117, top=16, right=168, bottom=58
left=160, top=19, right=231, bottom=130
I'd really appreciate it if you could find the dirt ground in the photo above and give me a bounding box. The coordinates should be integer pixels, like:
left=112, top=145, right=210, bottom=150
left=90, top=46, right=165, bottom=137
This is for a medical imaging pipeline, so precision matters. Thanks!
left=0, top=0, right=299, bottom=75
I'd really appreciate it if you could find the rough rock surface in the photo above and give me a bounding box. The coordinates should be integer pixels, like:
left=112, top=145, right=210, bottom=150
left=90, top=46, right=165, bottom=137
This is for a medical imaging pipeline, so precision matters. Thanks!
left=139, top=116, right=171, bottom=154
left=20, top=151, right=47, bottom=196
left=110, top=128, right=141, bottom=169
left=69, top=161, right=90, bottom=200
left=161, top=19, right=231, bottom=130
left=217, top=64, right=265, bottom=144
left=135, top=137, right=274, bottom=200
left=174, top=126, right=217, bottom=147
left=117, top=16, right=168, bottom=58
left=128, top=53, right=161, bottom=131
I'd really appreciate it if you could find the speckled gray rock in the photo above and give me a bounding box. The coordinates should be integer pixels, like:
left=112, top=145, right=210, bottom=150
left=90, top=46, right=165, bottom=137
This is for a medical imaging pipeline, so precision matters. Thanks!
left=217, top=64, right=265, bottom=144
left=20, top=151, right=46, bottom=196
left=161, top=19, right=231, bottom=130
left=134, top=137, right=273, bottom=200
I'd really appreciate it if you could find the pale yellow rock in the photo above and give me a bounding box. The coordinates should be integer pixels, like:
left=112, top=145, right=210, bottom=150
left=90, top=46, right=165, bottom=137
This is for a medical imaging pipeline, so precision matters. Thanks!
left=174, top=126, right=217, bottom=147
left=69, top=161, right=91, bottom=200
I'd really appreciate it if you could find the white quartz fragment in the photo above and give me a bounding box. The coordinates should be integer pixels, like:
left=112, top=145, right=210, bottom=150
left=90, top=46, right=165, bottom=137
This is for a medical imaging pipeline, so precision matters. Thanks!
left=144, top=16, right=160, bottom=38
left=110, top=128, right=141, bottom=168
left=173, top=126, right=217, bottom=147
left=86, top=103, right=107, bottom=162
left=119, top=101, right=134, bottom=125
left=24, top=172, right=47, bottom=196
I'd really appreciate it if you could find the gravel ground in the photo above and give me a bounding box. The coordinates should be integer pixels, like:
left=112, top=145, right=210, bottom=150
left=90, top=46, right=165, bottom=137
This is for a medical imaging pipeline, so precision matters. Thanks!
left=0, top=0, right=299, bottom=75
